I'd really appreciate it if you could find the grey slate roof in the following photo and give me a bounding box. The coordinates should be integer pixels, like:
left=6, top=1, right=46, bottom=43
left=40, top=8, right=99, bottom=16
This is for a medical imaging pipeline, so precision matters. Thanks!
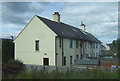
left=37, top=16, right=101, bottom=43
left=75, top=58, right=100, bottom=65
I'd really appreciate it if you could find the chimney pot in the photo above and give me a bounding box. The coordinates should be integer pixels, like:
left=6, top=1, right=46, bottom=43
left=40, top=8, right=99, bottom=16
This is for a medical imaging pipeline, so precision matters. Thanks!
left=81, top=21, right=85, bottom=32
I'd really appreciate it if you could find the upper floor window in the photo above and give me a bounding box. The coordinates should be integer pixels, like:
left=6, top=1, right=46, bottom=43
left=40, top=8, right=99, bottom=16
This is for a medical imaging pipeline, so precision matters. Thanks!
left=92, top=43, right=95, bottom=48
left=88, top=42, right=89, bottom=48
left=76, top=40, right=79, bottom=48
left=94, top=43, right=95, bottom=48
left=80, top=41, right=83, bottom=48
left=35, top=40, right=39, bottom=51
left=69, top=39, right=72, bottom=48
left=96, top=43, right=98, bottom=48
left=85, top=42, right=87, bottom=48
left=59, top=38, right=62, bottom=48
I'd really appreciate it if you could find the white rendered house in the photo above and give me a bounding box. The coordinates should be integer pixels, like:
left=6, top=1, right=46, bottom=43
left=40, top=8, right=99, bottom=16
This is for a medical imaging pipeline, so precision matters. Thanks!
left=14, top=12, right=101, bottom=66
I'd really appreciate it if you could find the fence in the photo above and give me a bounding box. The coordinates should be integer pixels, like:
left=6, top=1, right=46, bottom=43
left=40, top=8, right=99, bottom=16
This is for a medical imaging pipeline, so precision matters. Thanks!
left=24, top=64, right=118, bottom=73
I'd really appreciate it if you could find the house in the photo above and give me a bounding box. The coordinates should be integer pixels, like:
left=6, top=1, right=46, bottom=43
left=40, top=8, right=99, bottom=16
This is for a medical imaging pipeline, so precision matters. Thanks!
left=106, top=44, right=116, bottom=50
left=14, top=12, right=101, bottom=66
left=103, top=44, right=110, bottom=50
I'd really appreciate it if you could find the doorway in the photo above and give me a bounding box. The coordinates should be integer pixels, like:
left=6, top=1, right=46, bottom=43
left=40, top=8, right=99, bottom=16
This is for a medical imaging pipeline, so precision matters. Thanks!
left=43, top=58, right=49, bottom=66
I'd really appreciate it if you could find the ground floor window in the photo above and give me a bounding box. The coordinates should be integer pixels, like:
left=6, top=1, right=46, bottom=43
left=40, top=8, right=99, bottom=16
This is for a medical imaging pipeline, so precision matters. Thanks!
left=70, top=56, right=72, bottom=65
left=80, top=54, right=82, bottom=59
left=64, top=56, right=66, bottom=66
left=76, top=55, right=79, bottom=59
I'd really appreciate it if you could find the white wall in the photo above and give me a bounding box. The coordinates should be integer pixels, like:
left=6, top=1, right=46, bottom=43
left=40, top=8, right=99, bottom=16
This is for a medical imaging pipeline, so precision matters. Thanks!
left=14, top=16, right=57, bottom=65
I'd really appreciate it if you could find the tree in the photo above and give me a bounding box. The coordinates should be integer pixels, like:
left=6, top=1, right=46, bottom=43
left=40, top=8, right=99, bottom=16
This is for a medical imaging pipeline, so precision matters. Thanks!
left=112, top=40, right=117, bottom=48
left=117, top=38, right=120, bottom=58
left=2, top=39, right=14, bottom=62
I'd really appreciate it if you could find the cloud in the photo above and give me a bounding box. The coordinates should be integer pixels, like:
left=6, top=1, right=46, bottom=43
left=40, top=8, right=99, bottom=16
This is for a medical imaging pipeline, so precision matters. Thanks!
left=2, top=2, right=44, bottom=25
left=2, top=2, right=118, bottom=44
left=59, top=2, right=118, bottom=43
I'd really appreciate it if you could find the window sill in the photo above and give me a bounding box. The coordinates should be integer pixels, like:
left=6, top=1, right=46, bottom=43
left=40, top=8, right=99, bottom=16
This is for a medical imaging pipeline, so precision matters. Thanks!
left=34, top=51, right=40, bottom=53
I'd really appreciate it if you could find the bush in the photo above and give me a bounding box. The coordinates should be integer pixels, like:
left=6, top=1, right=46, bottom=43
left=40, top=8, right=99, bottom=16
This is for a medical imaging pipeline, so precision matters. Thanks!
left=7, top=59, right=23, bottom=66
left=3, top=59, right=24, bottom=78
left=6, top=59, right=23, bottom=72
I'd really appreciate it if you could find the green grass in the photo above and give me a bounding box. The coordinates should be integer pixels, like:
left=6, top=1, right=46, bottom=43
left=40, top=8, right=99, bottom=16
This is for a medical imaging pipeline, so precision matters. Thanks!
left=3, top=68, right=119, bottom=79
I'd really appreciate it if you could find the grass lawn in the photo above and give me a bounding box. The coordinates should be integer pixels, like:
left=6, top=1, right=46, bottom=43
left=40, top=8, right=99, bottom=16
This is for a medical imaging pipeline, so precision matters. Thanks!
left=3, top=68, right=119, bottom=79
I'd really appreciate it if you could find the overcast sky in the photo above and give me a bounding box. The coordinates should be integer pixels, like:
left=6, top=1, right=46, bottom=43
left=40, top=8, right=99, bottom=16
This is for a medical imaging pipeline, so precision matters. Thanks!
left=2, top=2, right=118, bottom=44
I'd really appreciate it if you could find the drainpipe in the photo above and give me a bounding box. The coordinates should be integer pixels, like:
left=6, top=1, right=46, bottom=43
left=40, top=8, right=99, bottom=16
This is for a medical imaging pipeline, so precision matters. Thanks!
left=62, top=38, right=64, bottom=66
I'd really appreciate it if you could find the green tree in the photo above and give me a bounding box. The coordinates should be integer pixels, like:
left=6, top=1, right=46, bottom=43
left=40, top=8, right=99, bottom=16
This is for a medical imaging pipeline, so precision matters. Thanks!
left=2, top=39, right=14, bottom=62
left=117, top=38, right=120, bottom=58
left=112, top=40, right=117, bottom=47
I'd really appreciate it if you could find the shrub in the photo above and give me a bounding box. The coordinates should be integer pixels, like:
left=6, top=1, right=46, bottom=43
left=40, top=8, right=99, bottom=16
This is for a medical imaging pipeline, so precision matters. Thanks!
left=7, top=59, right=23, bottom=66
left=5, top=59, right=23, bottom=76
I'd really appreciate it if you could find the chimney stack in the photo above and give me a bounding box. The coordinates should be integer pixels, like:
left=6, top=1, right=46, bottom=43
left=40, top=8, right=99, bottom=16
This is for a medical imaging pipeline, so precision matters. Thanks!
left=53, top=12, right=60, bottom=23
left=81, top=21, right=85, bottom=32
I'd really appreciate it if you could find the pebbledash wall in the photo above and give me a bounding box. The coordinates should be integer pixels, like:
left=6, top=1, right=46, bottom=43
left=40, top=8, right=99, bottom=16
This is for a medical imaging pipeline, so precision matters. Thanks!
left=14, top=16, right=57, bottom=66
left=56, top=37, right=101, bottom=67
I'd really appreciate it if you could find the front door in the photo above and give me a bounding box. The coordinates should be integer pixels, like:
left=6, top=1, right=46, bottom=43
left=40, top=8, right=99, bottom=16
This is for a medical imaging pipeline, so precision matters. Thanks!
left=43, top=58, right=49, bottom=66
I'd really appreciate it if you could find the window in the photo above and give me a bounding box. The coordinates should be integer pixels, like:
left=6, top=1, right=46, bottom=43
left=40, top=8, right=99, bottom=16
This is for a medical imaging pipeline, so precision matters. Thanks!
left=90, top=42, right=92, bottom=48
left=96, top=43, right=98, bottom=48
left=76, top=40, right=79, bottom=48
left=59, top=38, right=62, bottom=48
left=76, top=55, right=79, bottom=59
left=80, top=54, right=82, bottom=59
left=69, top=39, right=72, bottom=48
left=64, top=56, right=66, bottom=66
left=70, top=56, right=72, bottom=65
left=35, top=40, right=39, bottom=51
left=94, top=43, right=95, bottom=48
left=88, top=42, right=89, bottom=48
left=85, top=42, right=86, bottom=48
left=80, top=41, right=83, bottom=47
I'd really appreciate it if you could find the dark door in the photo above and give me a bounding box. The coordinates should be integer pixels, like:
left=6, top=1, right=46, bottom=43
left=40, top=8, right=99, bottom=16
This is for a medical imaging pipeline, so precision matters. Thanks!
left=43, top=58, right=49, bottom=66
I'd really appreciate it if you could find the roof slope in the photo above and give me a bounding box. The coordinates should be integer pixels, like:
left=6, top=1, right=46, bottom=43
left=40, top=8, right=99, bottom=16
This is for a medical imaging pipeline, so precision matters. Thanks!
left=37, top=16, right=101, bottom=43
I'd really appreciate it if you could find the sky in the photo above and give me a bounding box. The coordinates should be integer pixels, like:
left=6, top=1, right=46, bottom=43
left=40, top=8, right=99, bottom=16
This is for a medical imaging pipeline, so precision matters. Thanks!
left=1, top=2, right=118, bottom=44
